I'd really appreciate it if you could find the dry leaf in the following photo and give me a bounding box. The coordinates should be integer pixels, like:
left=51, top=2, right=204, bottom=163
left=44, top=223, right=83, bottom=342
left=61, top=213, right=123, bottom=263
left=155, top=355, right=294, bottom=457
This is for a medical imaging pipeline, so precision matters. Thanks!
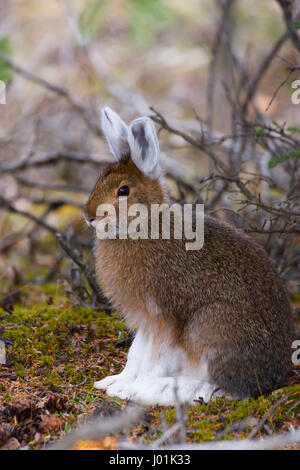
left=72, top=436, right=118, bottom=450
left=38, top=415, right=64, bottom=433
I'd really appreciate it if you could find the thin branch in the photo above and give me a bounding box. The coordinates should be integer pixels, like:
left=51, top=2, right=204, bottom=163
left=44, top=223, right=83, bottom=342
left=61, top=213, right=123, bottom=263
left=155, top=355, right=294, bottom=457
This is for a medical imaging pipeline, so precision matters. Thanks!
left=0, top=195, right=60, bottom=235
left=150, top=107, right=227, bottom=172
left=206, top=0, right=235, bottom=133
left=241, top=31, right=289, bottom=112
left=0, top=151, right=111, bottom=173
left=0, top=52, right=102, bottom=137
left=56, top=230, right=108, bottom=308
left=52, top=406, right=143, bottom=450
left=277, top=0, right=300, bottom=52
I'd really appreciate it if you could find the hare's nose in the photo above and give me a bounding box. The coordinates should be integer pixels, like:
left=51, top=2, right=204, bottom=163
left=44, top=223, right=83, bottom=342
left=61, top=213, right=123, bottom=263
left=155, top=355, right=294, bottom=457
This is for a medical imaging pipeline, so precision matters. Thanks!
left=89, top=218, right=97, bottom=227
left=85, top=216, right=96, bottom=227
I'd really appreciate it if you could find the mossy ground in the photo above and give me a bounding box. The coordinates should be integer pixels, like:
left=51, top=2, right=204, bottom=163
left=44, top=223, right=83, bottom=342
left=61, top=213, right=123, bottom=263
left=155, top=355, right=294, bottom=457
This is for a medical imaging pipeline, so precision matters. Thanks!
left=0, top=282, right=299, bottom=449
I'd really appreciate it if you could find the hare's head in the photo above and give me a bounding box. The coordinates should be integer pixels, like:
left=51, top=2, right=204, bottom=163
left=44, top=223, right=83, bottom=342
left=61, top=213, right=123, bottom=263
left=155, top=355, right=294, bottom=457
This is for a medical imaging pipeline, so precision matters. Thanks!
left=84, top=107, right=167, bottom=228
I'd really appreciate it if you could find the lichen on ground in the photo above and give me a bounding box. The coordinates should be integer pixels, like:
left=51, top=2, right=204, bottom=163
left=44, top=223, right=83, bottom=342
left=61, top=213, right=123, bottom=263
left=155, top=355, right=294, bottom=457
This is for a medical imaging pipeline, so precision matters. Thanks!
left=0, top=282, right=299, bottom=449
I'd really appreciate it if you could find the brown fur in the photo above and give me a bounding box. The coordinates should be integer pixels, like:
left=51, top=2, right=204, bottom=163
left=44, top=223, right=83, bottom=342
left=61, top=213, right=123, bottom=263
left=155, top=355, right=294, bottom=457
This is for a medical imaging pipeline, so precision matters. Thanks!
left=84, top=156, right=295, bottom=399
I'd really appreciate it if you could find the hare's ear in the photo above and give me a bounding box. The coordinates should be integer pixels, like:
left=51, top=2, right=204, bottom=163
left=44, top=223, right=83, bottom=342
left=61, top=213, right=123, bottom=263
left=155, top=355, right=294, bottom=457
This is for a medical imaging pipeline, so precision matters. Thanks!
left=128, top=117, right=161, bottom=179
left=101, top=107, right=130, bottom=161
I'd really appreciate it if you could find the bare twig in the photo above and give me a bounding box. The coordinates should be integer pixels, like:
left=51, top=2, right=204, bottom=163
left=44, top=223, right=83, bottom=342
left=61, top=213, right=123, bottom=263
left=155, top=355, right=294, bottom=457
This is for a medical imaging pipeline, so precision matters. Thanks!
left=277, top=0, right=300, bottom=53
left=0, top=151, right=111, bottom=173
left=52, top=406, right=143, bottom=450
left=242, top=32, right=289, bottom=112
left=56, top=229, right=108, bottom=308
left=0, top=52, right=102, bottom=137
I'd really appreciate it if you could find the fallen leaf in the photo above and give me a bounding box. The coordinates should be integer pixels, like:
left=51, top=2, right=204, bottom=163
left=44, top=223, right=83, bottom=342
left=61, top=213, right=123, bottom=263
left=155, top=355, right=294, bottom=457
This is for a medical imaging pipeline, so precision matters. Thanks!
left=38, top=415, right=64, bottom=433
left=72, top=436, right=118, bottom=450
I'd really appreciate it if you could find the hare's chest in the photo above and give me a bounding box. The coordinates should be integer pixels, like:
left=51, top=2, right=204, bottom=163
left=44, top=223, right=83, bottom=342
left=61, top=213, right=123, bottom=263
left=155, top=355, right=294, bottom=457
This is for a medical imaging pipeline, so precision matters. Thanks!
left=95, top=241, right=147, bottom=320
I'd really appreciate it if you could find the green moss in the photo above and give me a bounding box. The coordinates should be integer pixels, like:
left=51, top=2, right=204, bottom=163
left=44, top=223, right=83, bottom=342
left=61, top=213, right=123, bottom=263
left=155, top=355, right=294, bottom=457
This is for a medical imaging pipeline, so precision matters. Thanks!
left=0, top=285, right=128, bottom=401
left=165, top=408, right=176, bottom=425
left=0, top=283, right=299, bottom=447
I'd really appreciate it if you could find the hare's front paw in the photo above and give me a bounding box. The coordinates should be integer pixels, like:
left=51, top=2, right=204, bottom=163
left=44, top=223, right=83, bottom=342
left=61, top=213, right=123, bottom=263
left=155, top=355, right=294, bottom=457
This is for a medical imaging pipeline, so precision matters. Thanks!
left=94, top=374, right=120, bottom=390
left=105, top=380, right=133, bottom=400
left=94, top=375, right=134, bottom=400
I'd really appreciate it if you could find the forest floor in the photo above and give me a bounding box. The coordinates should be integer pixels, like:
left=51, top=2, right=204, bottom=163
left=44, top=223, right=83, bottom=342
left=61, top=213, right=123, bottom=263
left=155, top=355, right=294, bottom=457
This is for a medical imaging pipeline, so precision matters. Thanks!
left=0, top=283, right=299, bottom=450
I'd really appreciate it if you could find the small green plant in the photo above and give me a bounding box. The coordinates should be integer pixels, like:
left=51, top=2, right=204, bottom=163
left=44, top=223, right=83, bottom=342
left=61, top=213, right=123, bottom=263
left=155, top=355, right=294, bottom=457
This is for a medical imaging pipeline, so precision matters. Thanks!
left=293, top=20, right=300, bottom=31
left=255, top=126, right=265, bottom=136
left=271, top=119, right=282, bottom=129
left=267, top=150, right=300, bottom=169
left=129, top=0, right=174, bottom=48
left=0, top=36, right=12, bottom=82
left=287, top=126, right=300, bottom=133
left=79, top=0, right=107, bottom=41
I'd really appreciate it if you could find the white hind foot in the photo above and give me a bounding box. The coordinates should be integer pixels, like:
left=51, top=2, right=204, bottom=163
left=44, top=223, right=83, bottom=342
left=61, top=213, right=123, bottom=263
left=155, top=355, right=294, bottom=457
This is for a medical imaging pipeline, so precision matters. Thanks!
left=124, top=377, right=219, bottom=406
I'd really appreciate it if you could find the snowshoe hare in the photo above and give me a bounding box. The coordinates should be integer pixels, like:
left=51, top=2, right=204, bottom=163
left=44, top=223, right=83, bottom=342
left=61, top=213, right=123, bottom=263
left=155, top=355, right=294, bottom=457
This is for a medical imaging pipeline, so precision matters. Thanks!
left=83, top=107, right=294, bottom=406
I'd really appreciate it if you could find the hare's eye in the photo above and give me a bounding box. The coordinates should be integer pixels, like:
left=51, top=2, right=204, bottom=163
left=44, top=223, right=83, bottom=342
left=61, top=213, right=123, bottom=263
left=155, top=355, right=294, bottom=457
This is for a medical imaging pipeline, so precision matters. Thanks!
left=117, top=185, right=130, bottom=197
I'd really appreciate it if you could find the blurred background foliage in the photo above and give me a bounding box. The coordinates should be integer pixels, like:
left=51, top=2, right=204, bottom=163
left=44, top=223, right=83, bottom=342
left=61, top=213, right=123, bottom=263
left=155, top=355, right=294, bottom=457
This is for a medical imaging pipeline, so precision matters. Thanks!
left=0, top=0, right=299, bottom=305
